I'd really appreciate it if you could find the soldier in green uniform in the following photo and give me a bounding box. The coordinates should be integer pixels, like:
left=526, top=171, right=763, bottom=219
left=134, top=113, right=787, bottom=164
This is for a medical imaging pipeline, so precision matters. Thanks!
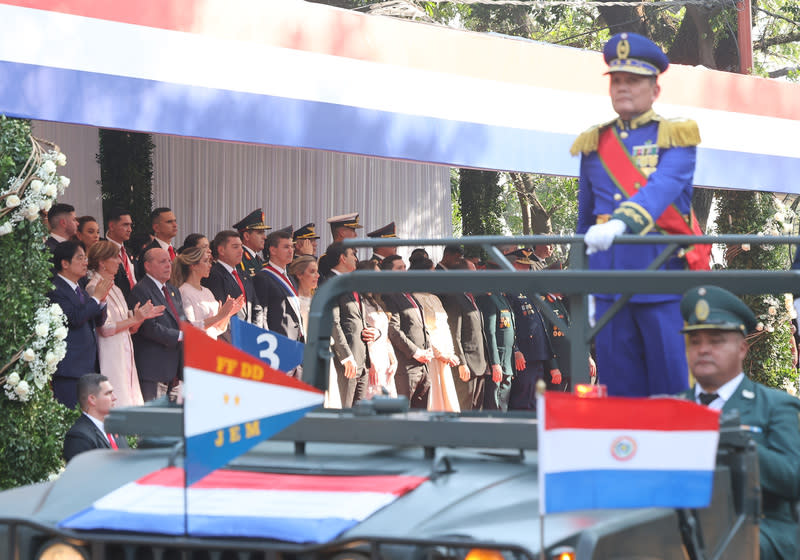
left=233, top=209, right=270, bottom=280
left=293, top=223, right=320, bottom=258
left=680, top=285, right=800, bottom=560
left=477, top=289, right=516, bottom=411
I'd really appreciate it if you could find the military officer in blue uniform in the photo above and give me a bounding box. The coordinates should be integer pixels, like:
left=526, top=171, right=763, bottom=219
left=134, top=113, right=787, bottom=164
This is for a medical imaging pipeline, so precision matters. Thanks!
left=504, top=250, right=560, bottom=410
left=679, top=286, right=800, bottom=560
left=233, top=209, right=270, bottom=279
left=477, top=288, right=516, bottom=411
left=572, top=32, right=703, bottom=397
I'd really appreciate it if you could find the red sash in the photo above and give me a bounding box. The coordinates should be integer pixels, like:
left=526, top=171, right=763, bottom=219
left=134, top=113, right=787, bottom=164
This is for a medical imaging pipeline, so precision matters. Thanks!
left=597, top=127, right=711, bottom=271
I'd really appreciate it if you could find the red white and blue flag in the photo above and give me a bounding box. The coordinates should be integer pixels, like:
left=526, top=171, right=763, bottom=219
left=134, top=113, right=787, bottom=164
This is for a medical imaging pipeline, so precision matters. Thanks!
left=181, top=323, right=322, bottom=485
left=537, top=392, right=720, bottom=514
left=60, top=467, right=428, bottom=542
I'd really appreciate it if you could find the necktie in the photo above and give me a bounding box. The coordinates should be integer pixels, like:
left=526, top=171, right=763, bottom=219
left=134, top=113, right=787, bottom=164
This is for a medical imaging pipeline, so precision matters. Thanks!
left=168, top=245, right=176, bottom=261
left=466, top=293, right=478, bottom=309
left=75, top=286, right=85, bottom=304
left=107, top=432, right=119, bottom=450
left=231, top=269, right=245, bottom=297
left=162, top=285, right=180, bottom=318
left=698, top=392, right=719, bottom=406
left=120, top=245, right=135, bottom=289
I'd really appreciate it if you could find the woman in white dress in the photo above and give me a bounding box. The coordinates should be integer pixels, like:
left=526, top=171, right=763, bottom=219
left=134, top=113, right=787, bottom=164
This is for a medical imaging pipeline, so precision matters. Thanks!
left=86, top=241, right=164, bottom=407
left=410, top=258, right=460, bottom=412
left=288, top=255, right=319, bottom=328
left=171, top=247, right=243, bottom=339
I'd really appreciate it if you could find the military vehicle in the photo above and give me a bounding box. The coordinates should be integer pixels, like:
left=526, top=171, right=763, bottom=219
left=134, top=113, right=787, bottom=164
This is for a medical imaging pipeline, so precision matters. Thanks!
left=1, top=234, right=796, bottom=560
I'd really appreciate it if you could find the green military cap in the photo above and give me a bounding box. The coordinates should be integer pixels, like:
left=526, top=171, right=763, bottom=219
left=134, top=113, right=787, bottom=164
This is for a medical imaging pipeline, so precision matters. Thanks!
left=366, top=222, right=397, bottom=238
left=680, top=285, right=757, bottom=335
left=232, top=209, right=271, bottom=231
left=293, top=223, right=320, bottom=240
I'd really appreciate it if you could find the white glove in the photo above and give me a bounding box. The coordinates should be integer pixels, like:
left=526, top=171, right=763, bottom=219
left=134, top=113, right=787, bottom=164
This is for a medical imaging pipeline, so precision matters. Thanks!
left=584, top=219, right=627, bottom=254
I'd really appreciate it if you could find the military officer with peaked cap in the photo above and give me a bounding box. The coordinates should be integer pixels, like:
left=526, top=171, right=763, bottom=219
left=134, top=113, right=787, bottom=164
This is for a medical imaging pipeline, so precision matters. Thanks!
left=233, top=209, right=270, bottom=279
left=572, top=32, right=708, bottom=397
left=679, top=286, right=800, bottom=560
left=293, top=223, right=320, bottom=258
left=318, top=212, right=363, bottom=279
left=367, top=222, right=398, bottom=264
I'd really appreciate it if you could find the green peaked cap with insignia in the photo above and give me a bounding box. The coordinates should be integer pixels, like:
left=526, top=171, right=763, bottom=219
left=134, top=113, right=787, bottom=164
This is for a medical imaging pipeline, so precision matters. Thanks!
left=680, top=285, right=757, bottom=334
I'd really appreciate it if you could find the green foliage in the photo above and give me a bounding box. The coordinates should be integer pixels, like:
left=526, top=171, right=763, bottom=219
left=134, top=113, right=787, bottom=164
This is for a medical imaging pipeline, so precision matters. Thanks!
left=0, top=393, right=78, bottom=488
left=0, top=117, right=76, bottom=489
left=97, top=130, right=154, bottom=238
left=0, top=115, right=31, bottom=182
left=459, top=169, right=504, bottom=236
left=450, top=168, right=462, bottom=236
left=715, top=190, right=798, bottom=391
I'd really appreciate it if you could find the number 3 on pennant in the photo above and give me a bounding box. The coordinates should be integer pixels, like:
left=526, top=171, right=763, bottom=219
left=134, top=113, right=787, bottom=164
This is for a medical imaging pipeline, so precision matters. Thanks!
left=256, top=333, right=280, bottom=370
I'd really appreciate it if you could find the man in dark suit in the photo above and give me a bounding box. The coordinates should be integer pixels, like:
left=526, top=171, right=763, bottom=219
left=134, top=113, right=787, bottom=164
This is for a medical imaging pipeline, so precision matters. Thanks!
left=255, top=230, right=304, bottom=340
left=384, top=291, right=432, bottom=408
left=439, top=260, right=490, bottom=411
left=104, top=207, right=136, bottom=299
left=45, top=203, right=78, bottom=251
left=136, top=207, right=178, bottom=279
left=326, top=242, right=367, bottom=407
left=129, top=247, right=185, bottom=401
left=435, top=244, right=464, bottom=271
left=234, top=209, right=270, bottom=280
left=63, top=373, right=128, bottom=462
left=680, top=285, right=800, bottom=560
left=203, top=230, right=261, bottom=332
left=48, top=241, right=112, bottom=408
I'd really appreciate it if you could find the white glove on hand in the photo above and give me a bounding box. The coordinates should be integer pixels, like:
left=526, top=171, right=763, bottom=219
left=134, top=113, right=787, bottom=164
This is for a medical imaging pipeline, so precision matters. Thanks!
left=584, top=219, right=627, bottom=255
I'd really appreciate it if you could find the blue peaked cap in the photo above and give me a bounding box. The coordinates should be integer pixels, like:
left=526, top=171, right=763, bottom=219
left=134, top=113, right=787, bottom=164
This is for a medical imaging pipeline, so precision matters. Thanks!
left=603, top=32, right=669, bottom=76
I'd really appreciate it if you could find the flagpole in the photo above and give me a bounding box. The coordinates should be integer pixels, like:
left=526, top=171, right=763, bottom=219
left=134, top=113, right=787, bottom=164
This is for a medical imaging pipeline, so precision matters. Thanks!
left=536, top=379, right=547, bottom=560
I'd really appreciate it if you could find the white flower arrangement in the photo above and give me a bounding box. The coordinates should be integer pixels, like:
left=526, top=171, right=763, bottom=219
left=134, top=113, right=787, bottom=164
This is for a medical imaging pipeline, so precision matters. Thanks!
left=0, top=148, right=70, bottom=237
left=3, top=302, right=68, bottom=402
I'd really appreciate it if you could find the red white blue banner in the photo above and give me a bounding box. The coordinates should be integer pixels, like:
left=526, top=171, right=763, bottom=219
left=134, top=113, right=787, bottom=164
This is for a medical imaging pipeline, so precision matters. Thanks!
left=60, top=466, right=428, bottom=542
left=0, top=1, right=797, bottom=191
left=537, top=392, right=720, bottom=514
left=182, top=323, right=322, bottom=485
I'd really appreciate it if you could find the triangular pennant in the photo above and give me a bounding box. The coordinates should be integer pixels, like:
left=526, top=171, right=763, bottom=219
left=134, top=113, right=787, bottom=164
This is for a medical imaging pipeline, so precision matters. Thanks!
left=182, top=323, right=322, bottom=485
left=230, top=316, right=304, bottom=373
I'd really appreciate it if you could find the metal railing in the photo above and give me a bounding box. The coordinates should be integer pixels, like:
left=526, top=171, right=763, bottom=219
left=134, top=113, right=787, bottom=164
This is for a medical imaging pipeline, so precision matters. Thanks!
left=302, top=234, right=800, bottom=392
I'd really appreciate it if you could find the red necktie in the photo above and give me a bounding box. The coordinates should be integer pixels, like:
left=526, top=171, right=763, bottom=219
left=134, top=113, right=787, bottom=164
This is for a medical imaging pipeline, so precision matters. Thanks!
left=404, top=293, right=418, bottom=308
left=168, top=245, right=176, bottom=261
left=107, top=433, right=118, bottom=450
left=162, top=285, right=180, bottom=318
left=120, top=245, right=135, bottom=289
left=466, top=293, right=478, bottom=309
left=232, top=269, right=245, bottom=297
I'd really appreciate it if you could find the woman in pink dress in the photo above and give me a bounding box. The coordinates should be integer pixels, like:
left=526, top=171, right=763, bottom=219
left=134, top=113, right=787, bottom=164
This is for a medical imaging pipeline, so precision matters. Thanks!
left=171, top=247, right=243, bottom=339
left=86, top=241, right=164, bottom=407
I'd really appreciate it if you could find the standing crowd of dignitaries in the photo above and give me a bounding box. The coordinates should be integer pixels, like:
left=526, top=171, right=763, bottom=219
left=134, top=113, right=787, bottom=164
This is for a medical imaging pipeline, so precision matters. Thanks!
left=44, top=200, right=578, bottom=413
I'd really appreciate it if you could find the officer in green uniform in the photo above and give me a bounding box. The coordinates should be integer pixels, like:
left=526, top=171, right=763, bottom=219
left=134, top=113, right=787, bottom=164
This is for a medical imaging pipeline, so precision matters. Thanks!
left=233, top=209, right=270, bottom=279
left=680, top=285, right=800, bottom=560
left=477, top=289, right=516, bottom=411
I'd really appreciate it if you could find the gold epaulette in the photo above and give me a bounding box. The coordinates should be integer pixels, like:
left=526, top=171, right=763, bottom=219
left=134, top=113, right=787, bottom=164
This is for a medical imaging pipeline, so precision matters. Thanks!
left=569, top=119, right=615, bottom=156
left=656, top=117, right=701, bottom=148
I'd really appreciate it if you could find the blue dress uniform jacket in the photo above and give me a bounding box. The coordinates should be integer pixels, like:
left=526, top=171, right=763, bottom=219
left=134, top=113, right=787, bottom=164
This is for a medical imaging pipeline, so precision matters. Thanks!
left=576, top=111, right=697, bottom=303
left=572, top=111, right=699, bottom=397
left=507, top=292, right=556, bottom=410
left=683, top=377, right=800, bottom=560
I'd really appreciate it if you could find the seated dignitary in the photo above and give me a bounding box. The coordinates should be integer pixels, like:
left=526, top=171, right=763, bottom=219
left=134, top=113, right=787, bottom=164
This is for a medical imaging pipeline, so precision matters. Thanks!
left=63, top=373, right=127, bottom=463
left=48, top=241, right=112, bottom=408
left=129, top=248, right=186, bottom=402
left=680, top=286, right=800, bottom=560
left=234, top=209, right=270, bottom=279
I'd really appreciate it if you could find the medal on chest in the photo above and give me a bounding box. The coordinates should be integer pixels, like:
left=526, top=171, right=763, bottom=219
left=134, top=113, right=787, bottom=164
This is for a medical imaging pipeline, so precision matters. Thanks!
left=632, top=141, right=659, bottom=178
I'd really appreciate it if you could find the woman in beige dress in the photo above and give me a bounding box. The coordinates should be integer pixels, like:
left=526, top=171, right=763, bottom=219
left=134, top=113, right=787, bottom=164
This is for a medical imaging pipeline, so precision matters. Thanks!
left=171, top=247, right=243, bottom=339
left=410, top=258, right=460, bottom=412
left=86, top=241, right=164, bottom=407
